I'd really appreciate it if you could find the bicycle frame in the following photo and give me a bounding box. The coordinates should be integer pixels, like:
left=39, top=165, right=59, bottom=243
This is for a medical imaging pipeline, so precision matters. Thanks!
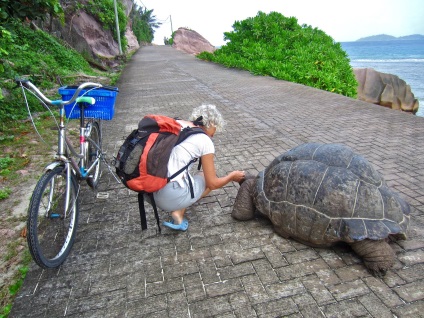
left=54, top=103, right=101, bottom=181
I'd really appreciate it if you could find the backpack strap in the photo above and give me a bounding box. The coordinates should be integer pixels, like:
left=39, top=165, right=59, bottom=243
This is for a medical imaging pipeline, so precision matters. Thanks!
left=138, top=192, right=162, bottom=233
left=168, top=158, right=199, bottom=199
left=148, top=192, right=161, bottom=233
left=137, top=192, right=147, bottom=230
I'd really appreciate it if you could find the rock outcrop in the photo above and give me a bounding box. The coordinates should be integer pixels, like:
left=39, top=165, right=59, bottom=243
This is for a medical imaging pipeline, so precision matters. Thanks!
left=172, top=27, right=215, bottom=55
left=39, top=0, right=139, bottom=68
left=66, top=11, right=120, bottom=59
left=125, top=21, right=140, bottom=53
left=354, top=68, right=419, bottom=113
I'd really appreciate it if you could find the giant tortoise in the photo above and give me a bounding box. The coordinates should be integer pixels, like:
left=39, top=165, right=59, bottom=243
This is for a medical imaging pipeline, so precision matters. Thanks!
left=232, top=143, right=410, bottom=276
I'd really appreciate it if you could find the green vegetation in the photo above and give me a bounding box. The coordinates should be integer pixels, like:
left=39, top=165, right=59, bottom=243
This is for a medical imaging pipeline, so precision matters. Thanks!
left=1, top=251, right=31, bottom=318
left=198, top=11, right=358, bottom=98
left=0, top=21, right=98, bottom=126
left=0, top=0, right=63, bottom=24
left=131, top=5, right=161, bottom=43
left=0, top=187, right=12, bottom=200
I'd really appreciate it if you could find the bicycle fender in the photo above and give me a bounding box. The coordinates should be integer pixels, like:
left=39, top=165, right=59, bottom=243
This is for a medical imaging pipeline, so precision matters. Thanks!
left=44, top=161, right=64, bottom=172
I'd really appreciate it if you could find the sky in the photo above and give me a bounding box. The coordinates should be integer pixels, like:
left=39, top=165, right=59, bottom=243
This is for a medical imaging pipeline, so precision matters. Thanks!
left=134, top=0, right=424, bottom=46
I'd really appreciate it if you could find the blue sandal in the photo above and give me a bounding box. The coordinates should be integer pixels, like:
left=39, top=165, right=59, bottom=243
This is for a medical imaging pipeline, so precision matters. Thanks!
left=163, top=218, right=189, bottom=231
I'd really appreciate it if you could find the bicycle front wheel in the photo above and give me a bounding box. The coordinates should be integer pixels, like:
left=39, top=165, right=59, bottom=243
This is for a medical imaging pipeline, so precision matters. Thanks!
left=27, top=166, right=79, bottom=268
left=86, top=121, right=102, bottom=188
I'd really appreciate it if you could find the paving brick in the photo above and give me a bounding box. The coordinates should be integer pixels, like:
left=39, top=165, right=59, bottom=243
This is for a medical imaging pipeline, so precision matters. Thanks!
left=198, top=259, right=221, bottom=284
left=358, top=293, right=393, bottom=318
left=126, top=294, right=168, bottom=317
left=253, top=297, right=299, bottom=317
left=228, top=292, right=256, bottom=317
left=275, top=259, right=329, bottom=280
left=334, top=264, right=371, bottom=282
left=392, top=301, right=424, bottom=318
left=230, top=247, right=266, bottom=264
left=298, top=303, right=326, bottom=318
left=323, top=299, right=368, bottom=318
left=363, top=276, right=404, bottom=307
left=219, top=262, right=256, bottom=280
left=251, top=259, right=280, bottom=285
left=189, top=295, right=233, bottom=318
left=165, top=291, right=190, bottom=317
left=398, top=249, right=424, bottom=266
left=241, top=275, right=270, bottom=304
left=316, top=249, right=346, bottom=269
left=284, top=249, right=321, bottom=264
left=205, top=278, right=243, bottom=297
left=261, top=243, right=290, bottom=268
left=265, top=279, right=306, bottom=299
left=163, top=260, right=200, bottom=278
left=326, top=279, right=370, bottom=301
left=302, top=277, right=335, bottom=306
left=313, top=269, right=341, bottom=286
left=146, top=277, right=184, bottom=296
left=178, top=247, right=213, bottom=263
left=394, top=280, right=424, bottom=302
left=396, top=263, right=424, bottom=283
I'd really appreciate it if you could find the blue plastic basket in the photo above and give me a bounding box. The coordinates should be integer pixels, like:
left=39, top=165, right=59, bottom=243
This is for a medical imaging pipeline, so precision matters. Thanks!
left=59, top=86, right=118, bottom=120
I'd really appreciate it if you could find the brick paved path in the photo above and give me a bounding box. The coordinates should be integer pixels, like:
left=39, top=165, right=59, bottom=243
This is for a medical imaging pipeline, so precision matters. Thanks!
left=10, top=46, right=424, bottom=317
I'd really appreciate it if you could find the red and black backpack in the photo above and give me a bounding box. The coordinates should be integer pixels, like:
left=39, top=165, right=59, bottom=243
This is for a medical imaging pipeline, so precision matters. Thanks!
left=114, top=114, right=205, bottom=231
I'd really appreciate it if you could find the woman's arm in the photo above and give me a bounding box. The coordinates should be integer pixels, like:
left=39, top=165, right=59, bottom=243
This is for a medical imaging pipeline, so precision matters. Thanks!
left=201, top=153, right=245, bottom=190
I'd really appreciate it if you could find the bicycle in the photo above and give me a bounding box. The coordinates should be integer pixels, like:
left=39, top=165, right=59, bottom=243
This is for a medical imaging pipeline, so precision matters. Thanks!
left=16, top=78, right=118, bottom=268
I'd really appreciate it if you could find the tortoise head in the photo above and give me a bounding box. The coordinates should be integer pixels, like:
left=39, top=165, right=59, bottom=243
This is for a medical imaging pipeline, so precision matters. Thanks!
left=231, top=174, right=256, bottom=221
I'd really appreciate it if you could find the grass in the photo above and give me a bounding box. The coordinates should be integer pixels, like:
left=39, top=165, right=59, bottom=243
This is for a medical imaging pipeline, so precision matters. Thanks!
left=1, top=251, right=31, bottom=318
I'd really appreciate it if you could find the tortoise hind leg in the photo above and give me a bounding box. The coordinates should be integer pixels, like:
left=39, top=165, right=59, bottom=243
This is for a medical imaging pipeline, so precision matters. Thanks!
left=350, top=239, right=395, bottom=277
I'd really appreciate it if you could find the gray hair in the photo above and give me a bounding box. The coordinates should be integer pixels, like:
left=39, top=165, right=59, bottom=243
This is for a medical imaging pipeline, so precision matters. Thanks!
left=190, top=104, right=225, bottom=131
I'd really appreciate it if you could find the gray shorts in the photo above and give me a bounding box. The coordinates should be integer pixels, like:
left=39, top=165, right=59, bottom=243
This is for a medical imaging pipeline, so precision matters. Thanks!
left=153, top=174, right=206, bottom=212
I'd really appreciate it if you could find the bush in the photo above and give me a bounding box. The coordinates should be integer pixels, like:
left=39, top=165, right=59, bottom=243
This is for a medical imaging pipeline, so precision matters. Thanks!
left=0, top=21, right=96, bottom=126
left=198, top=11, right=357, bottom=98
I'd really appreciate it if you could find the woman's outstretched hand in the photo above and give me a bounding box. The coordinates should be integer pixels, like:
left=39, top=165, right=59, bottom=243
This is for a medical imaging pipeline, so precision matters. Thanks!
left=231, top=170, right=246, bottom=183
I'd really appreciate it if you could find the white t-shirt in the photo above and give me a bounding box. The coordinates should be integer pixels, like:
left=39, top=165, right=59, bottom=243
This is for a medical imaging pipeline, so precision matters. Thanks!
left=167, top=133, right=215, bottom=187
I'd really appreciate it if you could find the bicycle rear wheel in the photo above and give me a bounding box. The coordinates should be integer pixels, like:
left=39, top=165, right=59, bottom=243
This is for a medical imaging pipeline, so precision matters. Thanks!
left=27, top=165, right=79, bottom=268
left=86, top=121, right=102, bottom=188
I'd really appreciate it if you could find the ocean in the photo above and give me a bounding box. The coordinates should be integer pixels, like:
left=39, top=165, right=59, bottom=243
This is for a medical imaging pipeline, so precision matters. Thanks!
left=340, top=40, right=424, bottom=117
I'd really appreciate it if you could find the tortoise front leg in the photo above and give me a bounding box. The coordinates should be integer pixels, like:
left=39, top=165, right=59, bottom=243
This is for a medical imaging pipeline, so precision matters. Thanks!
left=232, top=178, right=256, bottom=221
left=350, top=239, right=395, bottom=277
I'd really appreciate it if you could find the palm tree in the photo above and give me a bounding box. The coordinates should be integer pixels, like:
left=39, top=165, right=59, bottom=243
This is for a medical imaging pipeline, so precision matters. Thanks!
left=131, top=4, right=161, bottom=43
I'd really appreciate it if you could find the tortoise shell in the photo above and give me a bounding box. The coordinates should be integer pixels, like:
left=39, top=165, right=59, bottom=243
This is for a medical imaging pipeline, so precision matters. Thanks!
left=253, top=143, right=410, bottom=245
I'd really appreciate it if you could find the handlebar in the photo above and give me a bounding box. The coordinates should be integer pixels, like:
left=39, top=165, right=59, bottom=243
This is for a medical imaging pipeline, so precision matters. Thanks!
left=15, top=78, right=112, bottom=106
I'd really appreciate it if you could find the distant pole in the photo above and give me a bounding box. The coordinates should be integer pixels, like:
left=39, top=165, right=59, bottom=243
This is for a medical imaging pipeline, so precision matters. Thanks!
left=170, top=15, right=173, bottom=35
left=113, top=0, right=123, bottom=55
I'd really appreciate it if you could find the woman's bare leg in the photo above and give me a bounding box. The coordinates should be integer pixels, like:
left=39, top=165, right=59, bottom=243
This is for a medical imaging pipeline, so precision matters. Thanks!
left=170, top=175, right=210, bottom=225
left=171, top=208, right=186, bottom=224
